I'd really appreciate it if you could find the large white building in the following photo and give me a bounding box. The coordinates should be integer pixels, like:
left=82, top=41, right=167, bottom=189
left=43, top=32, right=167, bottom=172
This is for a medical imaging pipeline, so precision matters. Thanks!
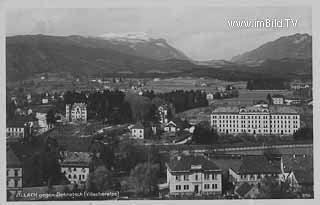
left=210, top=104, right=300, bottom=135
left=166, top=155, right=222, bottom=197
left=66, top=103, right=87, bottom=123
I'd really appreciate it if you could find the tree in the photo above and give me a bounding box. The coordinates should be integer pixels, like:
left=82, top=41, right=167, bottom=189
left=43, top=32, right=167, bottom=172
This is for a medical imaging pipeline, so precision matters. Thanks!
left=46, top=109, right=56, bottom=125
left=86, top=166, right=115, bottom=192
left=126, top=162, right=159, bottom=196
left=293, top=128, right=313, bottom=141
left=193, top=122, right=219, bottom=144
left=266, top=93, right=272, bottom=105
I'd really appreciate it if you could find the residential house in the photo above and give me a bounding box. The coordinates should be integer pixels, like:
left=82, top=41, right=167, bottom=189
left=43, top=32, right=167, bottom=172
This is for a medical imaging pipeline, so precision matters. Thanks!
left=7, top=147, right=23, bottom=201
left=66, top=103, right=87, bottom=123
left=31, top=104, right=55, bottom=133
left=166, top=155, right=222, bottom=197
left=158, top=104, right=169, bottom=124
left=60, top=152, right=91, bottom=185
left=229, top=155, right=285, bottom=186
left=6, top=116, right=34, bottom=140
left=130, top=123, right=145, bottom=139
left=164, top=118, right=190, bottom=133
left=284, top=98, right=303, bottom=105
left=206, top=93, right=214, bottom=101
left=272, top=95, right=285, bottom=105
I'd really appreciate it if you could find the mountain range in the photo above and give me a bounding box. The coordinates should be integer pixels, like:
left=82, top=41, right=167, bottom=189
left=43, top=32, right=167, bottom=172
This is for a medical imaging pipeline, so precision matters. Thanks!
left=6, top=33, right=312, bottom=82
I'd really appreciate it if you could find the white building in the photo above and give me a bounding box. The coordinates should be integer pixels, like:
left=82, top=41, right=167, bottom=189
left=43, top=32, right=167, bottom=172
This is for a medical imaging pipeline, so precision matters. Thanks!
left=206, top=93, right=214, bottom=101
left=66, top=103, right=87, bottom=123
left=210, top=104, right=300, bottom=135
left=166, top=155, right=222, bottom=197
left=272, top=95, right=285, bottom=105
left=7, top=148, right=23, bottom=201
left=60, top=152, right=90, bottom=185
left=130, top=123, right=144, bottom=139
left=158, top=104, right=169, bottom=124
left=7, top=118, right=34, bottom=140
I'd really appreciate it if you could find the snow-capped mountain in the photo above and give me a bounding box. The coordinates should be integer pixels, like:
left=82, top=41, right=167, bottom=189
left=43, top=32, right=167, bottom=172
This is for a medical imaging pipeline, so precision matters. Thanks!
left=95, top=32, right=190, bottom=61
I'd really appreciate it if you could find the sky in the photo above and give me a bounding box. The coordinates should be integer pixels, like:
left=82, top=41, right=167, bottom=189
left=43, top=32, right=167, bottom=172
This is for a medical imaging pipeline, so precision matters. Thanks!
left=6, top=7, right=311, bottom=61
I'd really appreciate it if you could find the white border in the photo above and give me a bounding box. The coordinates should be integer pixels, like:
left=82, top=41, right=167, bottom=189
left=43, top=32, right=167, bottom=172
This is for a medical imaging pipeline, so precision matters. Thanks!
left=0, top=0, right=319, bottom=204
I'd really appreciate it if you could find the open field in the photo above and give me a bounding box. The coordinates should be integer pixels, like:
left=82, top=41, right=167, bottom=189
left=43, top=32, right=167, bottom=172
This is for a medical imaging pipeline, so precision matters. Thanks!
left=213, top=89, right=293, bottom=106
left=143, top=77, right=247, bottom=93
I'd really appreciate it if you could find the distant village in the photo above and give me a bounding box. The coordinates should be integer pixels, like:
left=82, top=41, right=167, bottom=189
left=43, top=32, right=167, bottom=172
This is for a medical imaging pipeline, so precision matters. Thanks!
left=6, top=76, right=313, bottom=200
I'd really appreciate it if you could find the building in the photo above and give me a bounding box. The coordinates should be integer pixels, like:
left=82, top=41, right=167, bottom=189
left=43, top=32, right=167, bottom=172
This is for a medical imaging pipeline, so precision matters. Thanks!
left=130, top=123, right=145, bottom=139
left=66, top=103, right=87, bottom=123
left=272, top=95, right=285, bottom=105
left=60, top=152, right=91, bottom=185
left=31, top=104, right=55, bottom=133
left=210, top=104, right=300, bottom=135
left=206, top=93, right=214, bottom=101
left=6, top=117, right=34, bottom=140
left=164, top=118, right=190, bottom=133
left=7, top=147, right=23, bottom=201
left=158, top=104, right=169, bottom=124
left=284, top=98, right=303, bottom=105
left=166, top=155, right=222, bottom=197
left=229, top=155, right=285, bottom=186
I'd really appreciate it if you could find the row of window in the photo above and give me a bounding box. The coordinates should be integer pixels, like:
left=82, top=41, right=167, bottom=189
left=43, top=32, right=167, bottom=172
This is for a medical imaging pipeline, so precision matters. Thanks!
left=240, top=173, right=278, bottom=180
left=204, top=184, right=218, bottom=189
left=7, top=128, right=24, bottom=132
left=215, top=120, right=299, bottom=124
left=176, top=174, right=217, bottom=181
left=7, top=169, right=21, bottom=177
left=67, top=174, right=86, bottom=180
left=218, top=129, right=297, bottom=133
left=213, top=115, right=298, bottom=120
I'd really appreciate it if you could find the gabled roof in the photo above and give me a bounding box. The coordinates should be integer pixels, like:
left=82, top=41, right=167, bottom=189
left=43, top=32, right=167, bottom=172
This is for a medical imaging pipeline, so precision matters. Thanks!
left=167, top=155, right=221, bottom=172
left=234, top=155, right=282, bottom=174
left=60, top=152, right=91, bottom=167
left=272, top=94, right=285, bottom=98
left=7, top=147, right=22, bottom=168
left=236, top=182, right=253, bottom=197
left=7, top=121, right=26, bottom=128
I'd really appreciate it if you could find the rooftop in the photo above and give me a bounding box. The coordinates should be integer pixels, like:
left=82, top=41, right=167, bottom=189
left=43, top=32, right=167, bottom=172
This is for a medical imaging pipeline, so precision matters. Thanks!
left=167, top=155, right=221, bottom=172
left=232, top=155, right=282, bottom=174
left=131, top=123, right=144, bottom=129
left=7, top=147, right=22, bottom=168
left=272, top=94, right=285, bottom=98
left=212, top=105, right=298, bottom=114
left=31, top=104, right=54, bottom=113
left=60, top=152, right=91, bottom=167
left=235, top=182, right=253, bottom=197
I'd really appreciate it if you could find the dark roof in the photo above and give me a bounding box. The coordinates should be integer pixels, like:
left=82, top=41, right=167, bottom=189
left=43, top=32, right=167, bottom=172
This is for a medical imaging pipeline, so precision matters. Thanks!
left=294, top=170, right=313, bottom=185
left=234, top=155, right=282, bottom=174
left=31, top=104, right=54, bottom=113
left=131, top=123, right=144, bottom=129
left=168, top=155, right=221, bottom=172
left=7, top=121, right=26, bottom=128
left=7, top=147, right=22, bottom=168
left=236, top=182, right=253, bottom=197
left=272, top=94, right=285, bottom=98
left=282, top=155, right=313, bottom=173
left=171, top=118, right=190, bottom=129
left=61, top=152, right=91, bottom=167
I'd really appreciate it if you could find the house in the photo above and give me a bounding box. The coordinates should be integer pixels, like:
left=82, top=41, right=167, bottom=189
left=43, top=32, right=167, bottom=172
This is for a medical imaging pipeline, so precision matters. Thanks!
left=166, top=155, right=222, bottom=197
left=66, top=103, right=87, bottom=123
left=164, top=118, right=190, bottom=133
left=60, top=152, right=91, bottom=185
left=282, top=154, right=313, bottom=197
left=206, top=93, right=214, bottom=101
left=7, top=147, right=23, bottom=201
left=158, top=104, right=169, bottom=124
left=6, top=117, right=34, bottom=140
left=272, top=94, right=285, bottom=105
left=130, top=123, right=145, bottom=139
left=235, top=182, right=260, bottom=199
left=229, top=155, right=285, bottom=186
left=284, top=98, right=303, bottom=105
left=31, top=104, right=55, bottom=133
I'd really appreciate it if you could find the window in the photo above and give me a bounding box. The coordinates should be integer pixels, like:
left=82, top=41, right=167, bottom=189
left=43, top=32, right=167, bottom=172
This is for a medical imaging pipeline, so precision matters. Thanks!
left=204, top=184, right=210, bottom=189
left=184, top=175, right=189, bottom=181
left=212, top=184, right=218, bottom=189
left=184, top=185, right=189, bottom=190
left=176, top=185, right=181, bottom=190
left=176, top=175, right=181, bottom=181
left=195, top=174, right=198, bottom=181
left=204, top=173, right=210, bottom=180
left=14, top=179, right=19, bottom=187
left=14, top=169, right=19, bottom=177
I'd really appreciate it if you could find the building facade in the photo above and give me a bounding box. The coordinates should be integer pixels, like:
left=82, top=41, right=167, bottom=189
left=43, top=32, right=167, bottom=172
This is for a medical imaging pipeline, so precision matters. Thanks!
left=158, top=104, right=169, bottom=124
left=7, top=148, right=23, bottom=201
left=7, top=120, right=33, bottom=140
left=60, top=152, right=90, bottom=185
left=131, top=123, right=144, bottom=139
left=272, top=95, right=285, bottom=105
left=66, top=103, right=87, bottom=123
left=166, top=155, right=222, bottom=197
left=210, top=105, right=300, bottom=135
